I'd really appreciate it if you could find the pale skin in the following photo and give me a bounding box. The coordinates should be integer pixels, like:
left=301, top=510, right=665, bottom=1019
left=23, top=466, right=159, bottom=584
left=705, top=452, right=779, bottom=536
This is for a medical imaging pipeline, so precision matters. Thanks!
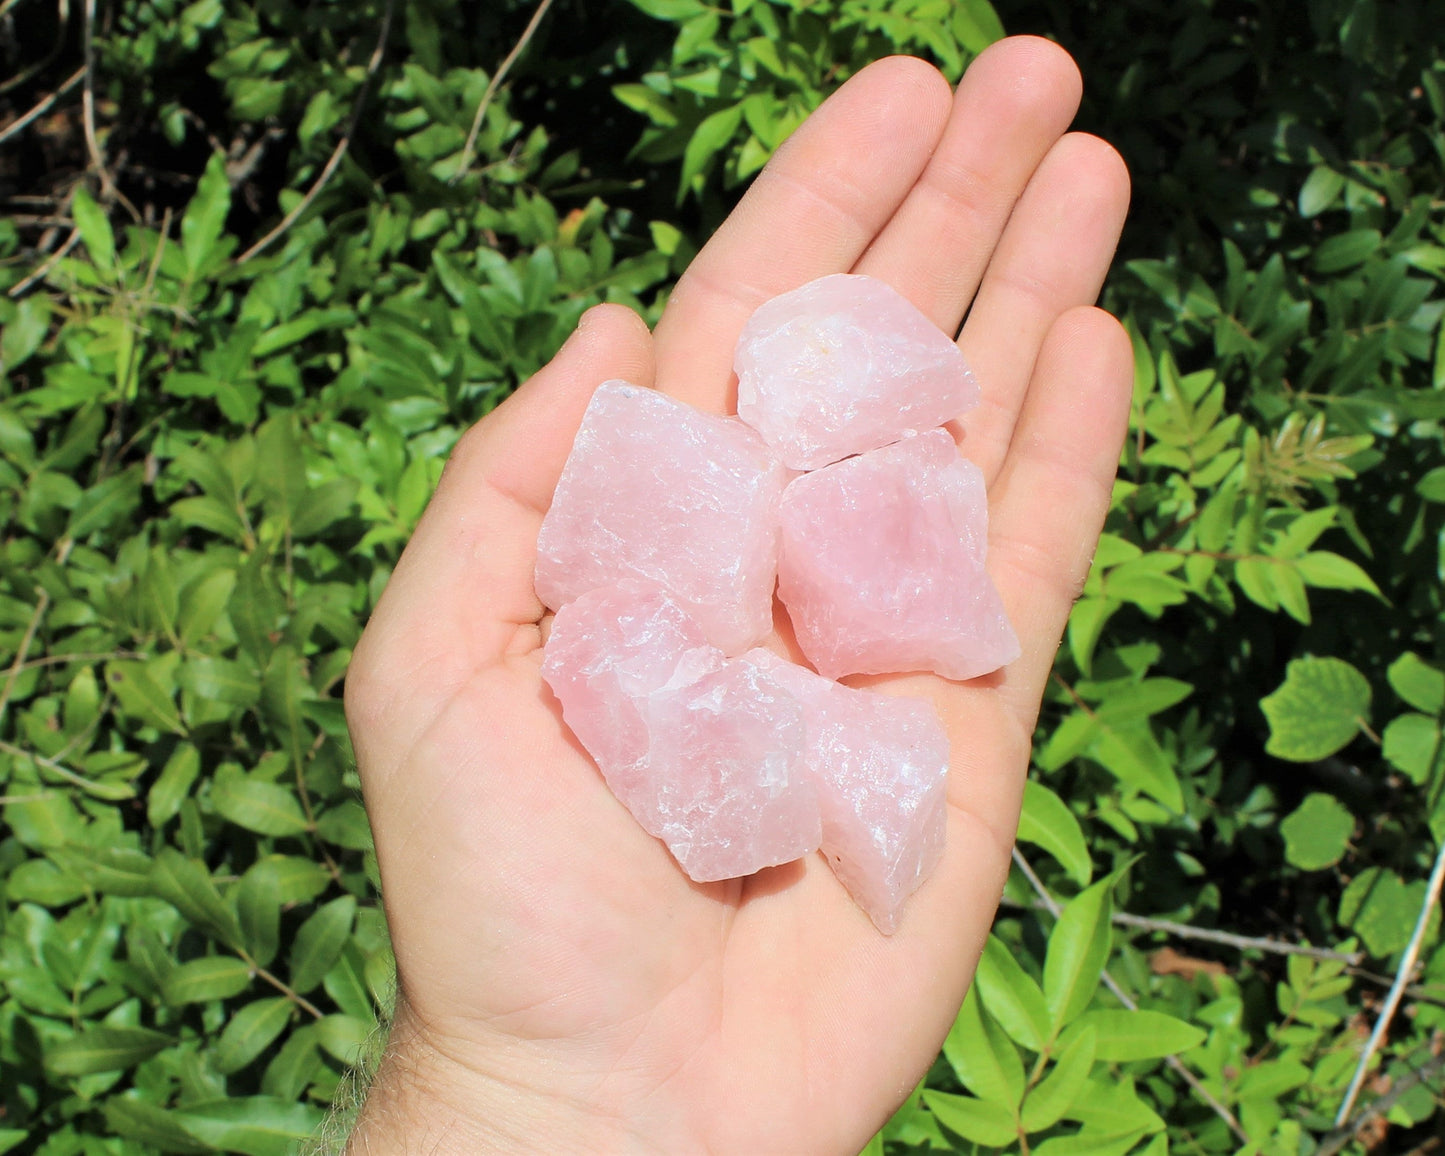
left=343, top=36, right=1133, bottom=1156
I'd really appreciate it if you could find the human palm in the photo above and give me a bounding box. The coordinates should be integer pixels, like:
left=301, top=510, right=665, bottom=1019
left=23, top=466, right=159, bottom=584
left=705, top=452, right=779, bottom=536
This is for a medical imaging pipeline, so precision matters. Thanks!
left=344, top=37, right=1133, bottom=1156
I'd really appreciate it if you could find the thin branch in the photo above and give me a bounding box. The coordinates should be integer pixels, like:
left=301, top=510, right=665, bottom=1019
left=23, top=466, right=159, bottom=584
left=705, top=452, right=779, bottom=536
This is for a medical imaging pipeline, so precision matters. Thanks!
left=236, top=0, right=396, bottom=264
left=1010, top=848, right=1251, bottom=1145
left=0, top=735, right=114, bottom=796
left=248, top=956, right=325, bottom=1020
left=80, top=0, right=111, bottom=199
left=1318, top=1053, right=1445, bottom=1156
left=451, top=0, right=556, bottom=184
left=999, top=894, right=1363, bottom=964
left=1111, top=911, right=1364, bottom=965
left=0, top=65, right=85, bottom=147
left=7, top=226, right=79, bottom=296
left=1334, top=836, right=1445, bottom=1125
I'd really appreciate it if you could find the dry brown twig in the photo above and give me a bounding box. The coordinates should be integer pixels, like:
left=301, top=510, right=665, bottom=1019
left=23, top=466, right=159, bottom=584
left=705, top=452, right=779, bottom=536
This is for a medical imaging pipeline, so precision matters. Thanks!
left=451, top=0, right=556, bottom=184
left=0, top=64, right=84, bottom=147
left=236, top=0, right=397, bottom=264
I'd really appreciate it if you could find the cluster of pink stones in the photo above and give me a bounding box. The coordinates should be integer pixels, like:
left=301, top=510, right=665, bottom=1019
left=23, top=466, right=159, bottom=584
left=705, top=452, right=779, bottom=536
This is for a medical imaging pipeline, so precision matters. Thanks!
left=534, top=274, right=1018, bottom=933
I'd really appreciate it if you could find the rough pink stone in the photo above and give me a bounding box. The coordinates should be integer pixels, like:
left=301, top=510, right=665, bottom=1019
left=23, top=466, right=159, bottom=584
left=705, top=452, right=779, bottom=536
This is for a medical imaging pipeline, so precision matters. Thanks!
left=734, top=274, right=980, bottom=470
left=535, top=381, right=788, bottom=654
left=542, top=583, right=820, bottom=882
left=777, top=429, right=1020, bottom=681
left=744, top=650, right=949, bottom=933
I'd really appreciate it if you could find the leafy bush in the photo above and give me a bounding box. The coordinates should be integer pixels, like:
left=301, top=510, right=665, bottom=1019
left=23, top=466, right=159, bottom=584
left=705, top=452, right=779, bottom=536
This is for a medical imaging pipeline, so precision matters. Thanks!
left=3, top=0, right=1445, bottom=1152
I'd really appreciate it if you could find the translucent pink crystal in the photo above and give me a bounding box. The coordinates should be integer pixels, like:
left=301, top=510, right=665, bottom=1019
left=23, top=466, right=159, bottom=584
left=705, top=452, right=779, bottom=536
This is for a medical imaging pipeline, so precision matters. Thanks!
left=744, top=650, right=949, bottom=933
left=734, top=274, right=980, bottom=470
left=542, top=583, right=821, bottom=883
left=777, top=429, right=1020, bottom=681
left=535, top=381, right=788, bottom=654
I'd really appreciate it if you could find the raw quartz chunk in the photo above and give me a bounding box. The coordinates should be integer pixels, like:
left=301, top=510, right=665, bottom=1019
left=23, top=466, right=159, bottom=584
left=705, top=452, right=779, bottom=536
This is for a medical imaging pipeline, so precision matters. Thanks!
left=535, top=381, right=788, bottom=654
left=734, top=274, right=980, bottom=470
left=778, top=429, right=1021, bottom=682
left=744, top=650, right=949, bottom=934
left=542, top=583, right=821, bottom=883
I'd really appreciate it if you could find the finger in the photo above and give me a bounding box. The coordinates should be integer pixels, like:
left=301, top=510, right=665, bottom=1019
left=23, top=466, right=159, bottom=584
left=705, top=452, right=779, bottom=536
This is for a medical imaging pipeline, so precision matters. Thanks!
left=652, top=55, right=953, bottom=413
left=957, top=133, right=1131, bottom=483
left=984, top=305, right=1134, bottom=732
left=853, top=36, right=1082, bottom=331
left=346, top=305, right=655, bottom=767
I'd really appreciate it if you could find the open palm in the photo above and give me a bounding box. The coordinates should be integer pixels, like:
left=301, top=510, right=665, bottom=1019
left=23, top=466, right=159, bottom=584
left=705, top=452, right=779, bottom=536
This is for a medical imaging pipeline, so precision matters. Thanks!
left=343, top=37, right=1132, bottom=1156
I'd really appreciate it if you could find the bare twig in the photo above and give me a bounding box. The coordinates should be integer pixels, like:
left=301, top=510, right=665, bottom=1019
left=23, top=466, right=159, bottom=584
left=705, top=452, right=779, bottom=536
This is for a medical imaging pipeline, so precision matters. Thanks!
left=248, top=955, right=325, bottom=1020
left=451, top=0, right=556, bottom=183
left=7, top=225, right=80, bottom=296
left=0, top=65, right=84, bottom=147
left=1318, top=1053, right=1445, bottom=1156
left=999, top=893, right=1364, bottom=965
left=80, top=0, right=109, bottom=195
left=236, top=0, right=396, bottom=264
left=1111, top=910, right=1364, bottom=965
left=1010, top=848, right=1251, bottom=1144
left=1334, top=836, right=1445, bottom=1125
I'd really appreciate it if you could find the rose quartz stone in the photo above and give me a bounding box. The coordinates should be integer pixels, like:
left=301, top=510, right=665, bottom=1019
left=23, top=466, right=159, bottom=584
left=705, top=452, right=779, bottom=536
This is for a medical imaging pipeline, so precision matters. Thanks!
left=542, top=583, right=821, bottom=882
left=744, top=650, right=949, bottom=933
left=778, top=429, right=1020, bottom=681
left=734, top=274, right=980, bottom=470
left=535, top=381, right=788, bottom=654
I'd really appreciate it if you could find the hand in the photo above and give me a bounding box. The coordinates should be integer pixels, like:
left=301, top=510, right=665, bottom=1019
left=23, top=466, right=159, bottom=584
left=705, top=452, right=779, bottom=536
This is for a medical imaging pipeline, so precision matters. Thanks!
left=343, top=36, right=1132, bottom=1155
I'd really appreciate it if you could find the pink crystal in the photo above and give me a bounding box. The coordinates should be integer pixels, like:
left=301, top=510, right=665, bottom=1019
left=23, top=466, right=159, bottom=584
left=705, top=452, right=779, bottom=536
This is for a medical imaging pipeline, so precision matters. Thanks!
left=734, top=274, right=980, bottom=471
left=535, top=381, right=788, bottom=654
left=744, top=650, right=949, bottom=933
left=777, top=429, right=1020, bottom=681
left=542, top=583, right=820, bottom=882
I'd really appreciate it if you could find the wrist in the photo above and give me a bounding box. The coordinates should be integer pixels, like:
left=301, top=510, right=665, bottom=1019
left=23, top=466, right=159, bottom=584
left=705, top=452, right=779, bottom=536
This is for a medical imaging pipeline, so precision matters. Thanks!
left=344, top=1002, right=663, bottom=1155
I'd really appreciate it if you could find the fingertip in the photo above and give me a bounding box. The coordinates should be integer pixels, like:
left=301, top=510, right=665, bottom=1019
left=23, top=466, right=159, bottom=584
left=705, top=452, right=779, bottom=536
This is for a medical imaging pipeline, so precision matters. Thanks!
left=975, top=35, right=1083, bottom=109
left=567, top=303, right=656, bottom=390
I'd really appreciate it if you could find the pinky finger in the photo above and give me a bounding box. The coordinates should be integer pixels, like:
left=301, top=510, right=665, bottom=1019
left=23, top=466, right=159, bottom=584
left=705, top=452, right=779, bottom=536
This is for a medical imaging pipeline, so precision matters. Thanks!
left=984, top=305, right=1134, bottom=733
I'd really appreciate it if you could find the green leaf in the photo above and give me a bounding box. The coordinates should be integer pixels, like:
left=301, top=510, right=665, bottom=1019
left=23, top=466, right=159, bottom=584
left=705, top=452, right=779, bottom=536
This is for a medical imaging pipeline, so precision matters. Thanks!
left=1089, top=726, right=1183, bottom=812
left=1339, top=868, right=1427, bottom=956
left=1293, top=551, right=1380, bottom=596
left=71, top=187, right=116, bottom=275
left=680, top=103, right=745, bottom=197
left=255, top=415, right=308, bottom=523
left=236, top=861, right=283, bottom=968
left=974, top=935, right=1050, bottom=1052
left=1280, top=792, right=1355, bottom=869
left=148, top=743, right=200, bottom=826
left=1388, top=653, right=1445, bottom=714
left=48, top=844, right=153, bottom=895
left=179, top=566, right=237, bottom=647
left=163, top=955, right=254, bottom=1006
left=46, top=1026, right=172, bottom=1076
left=291, top=476, right=359, bottom=538
left=1068, top=1009, right=1206, bottom=1061
left=1383, top=713, right=1442, bottom=785
left=67, top=467, right=143, bottom=540
left=1260, top=657, right=1371, bottom=761
left=922, top=1090, right=1018, bottom=1147
left=213, top=997, right=293, bottom=1074
left=316, top=799, right=374, bottom=851
left=288, top=895, right=356, bottom=994
left=104, top=1094, right=211, bottom=1154
left=1032, top=1129, right=1149, bottom=1156
left=172, top=1096, right=325, bottom=1156
left=182, top=151, right=232, bottom=279
left=211, top=765, right=309, bottom=837
left=1312, top=228, right=1381, bottom=272
left=1299, top=165, right=1345, bottom=216
left=625, top=0, right=707, bottom=17
left=1066, top=1077, right=1165, bottom=1134
left=951, top=0, right=1007, bottom=52
left=944, top=986, right=1024, bottom=1111
left=1043, top=875, right=1116, bottom=1031
left=261, top=1026, right=321, bottom=1101
left=1017, top=781, right=1092, bottom=886
left=106, top=659, right=186, bottom=736
left=148, top=848, right=243, bottom=947
left=1021, top=1025, right=1096, bottom=1133
left=315, top=1012, right=372, bottom=1065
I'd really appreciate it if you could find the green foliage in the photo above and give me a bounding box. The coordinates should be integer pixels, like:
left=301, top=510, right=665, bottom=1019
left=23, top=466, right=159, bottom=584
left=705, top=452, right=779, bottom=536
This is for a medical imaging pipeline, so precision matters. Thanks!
left=5, top=0, right=1445, bottom=1151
